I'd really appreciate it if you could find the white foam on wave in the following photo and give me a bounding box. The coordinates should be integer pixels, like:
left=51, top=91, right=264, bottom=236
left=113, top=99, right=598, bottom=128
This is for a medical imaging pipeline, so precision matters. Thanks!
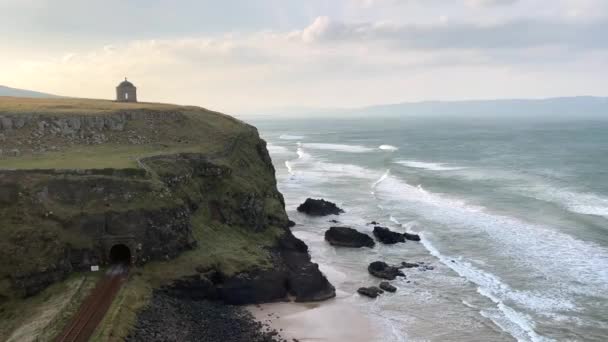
left=395, top=160, right=465, bottom=171
left=528, top=187, right=608, bottom=219
left=266, top=143, right=292, bottom=155
left=279, top=134, right=305, bottom=140
left=374, top=175, right=608, bottom=292
left=379, top=145, right=399, bottom=151
left=296, top=147, right=311, bottom=161
left=285, top=161, right=294, bottom=175
left=422, top=238, right=553, bottom=342
left=302, top=143, right=375, bottom=153
left=371, top=170, right=391, bottom=194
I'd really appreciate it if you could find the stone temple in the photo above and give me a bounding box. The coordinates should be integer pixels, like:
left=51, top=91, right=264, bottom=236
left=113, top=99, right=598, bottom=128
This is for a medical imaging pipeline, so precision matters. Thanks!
left=116, top=78, right=137, bottom=102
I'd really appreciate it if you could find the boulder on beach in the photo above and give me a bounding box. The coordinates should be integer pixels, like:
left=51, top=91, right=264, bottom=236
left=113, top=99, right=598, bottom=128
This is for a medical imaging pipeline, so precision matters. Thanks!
left=403, top=232, right=421, bottom=241
left=368, top=261, right=404, bottom=280
left=373, top=226, right=406, bottom=244
left=379, top=282, right=397, bottom=293
left=401, top=262, right=419, bottom=268
left=297, top=198, right=344, bottom=216
left=324, top=227, right=375, bottom=248
left=357, top=286, right=384, bottom=298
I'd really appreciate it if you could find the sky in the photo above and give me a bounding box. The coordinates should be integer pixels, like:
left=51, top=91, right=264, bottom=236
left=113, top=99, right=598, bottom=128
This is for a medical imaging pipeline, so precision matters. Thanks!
left=1, top=0, right=607, bottom=114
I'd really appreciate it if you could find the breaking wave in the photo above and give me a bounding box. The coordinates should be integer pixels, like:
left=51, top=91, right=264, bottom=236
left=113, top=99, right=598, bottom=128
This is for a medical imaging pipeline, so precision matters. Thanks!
left=395, top=160, right=465, bottom=171
left=302, top=143, right=375, bottom=153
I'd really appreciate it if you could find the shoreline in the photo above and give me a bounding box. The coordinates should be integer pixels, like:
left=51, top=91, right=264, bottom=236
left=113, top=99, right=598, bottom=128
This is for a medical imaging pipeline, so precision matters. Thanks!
left=249, top=294, right=383, bottom=342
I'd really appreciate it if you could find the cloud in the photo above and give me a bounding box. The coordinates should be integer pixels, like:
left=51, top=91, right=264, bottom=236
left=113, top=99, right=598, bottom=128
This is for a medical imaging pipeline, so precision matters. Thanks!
left=1, top=13, right=607, bottom=112
left=292, top=15, right=608, bottom=50
left=464, top=0, right=518, bottom=7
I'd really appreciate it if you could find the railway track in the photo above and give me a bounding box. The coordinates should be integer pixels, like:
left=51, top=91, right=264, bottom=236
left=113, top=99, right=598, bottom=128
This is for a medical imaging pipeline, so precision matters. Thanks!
left=55, top=265, right=128, bottom=342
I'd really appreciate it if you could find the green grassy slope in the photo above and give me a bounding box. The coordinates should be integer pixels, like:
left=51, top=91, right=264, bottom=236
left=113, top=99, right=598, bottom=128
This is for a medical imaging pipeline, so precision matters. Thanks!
left=0, top=97, right=289, bottom=341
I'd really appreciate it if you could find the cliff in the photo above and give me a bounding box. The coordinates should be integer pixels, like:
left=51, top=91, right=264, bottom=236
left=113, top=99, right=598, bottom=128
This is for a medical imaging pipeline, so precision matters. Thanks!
left=0, top=97, right=334, bottom=341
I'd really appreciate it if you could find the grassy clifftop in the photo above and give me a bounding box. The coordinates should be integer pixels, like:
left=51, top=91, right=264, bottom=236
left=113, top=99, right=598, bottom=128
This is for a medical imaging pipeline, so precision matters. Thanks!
left=0, top=97, right=250, bottom=170
left=0, top=97, right=296, bottom=341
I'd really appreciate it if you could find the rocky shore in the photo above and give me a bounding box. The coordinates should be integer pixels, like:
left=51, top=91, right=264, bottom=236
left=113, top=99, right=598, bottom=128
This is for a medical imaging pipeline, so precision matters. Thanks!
left=127, top=292, right=286, bottom=342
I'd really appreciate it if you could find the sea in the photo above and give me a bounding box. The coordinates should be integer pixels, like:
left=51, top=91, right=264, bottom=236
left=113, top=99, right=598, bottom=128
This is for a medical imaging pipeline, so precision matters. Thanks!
left=249, top=113, right=608, bottom=342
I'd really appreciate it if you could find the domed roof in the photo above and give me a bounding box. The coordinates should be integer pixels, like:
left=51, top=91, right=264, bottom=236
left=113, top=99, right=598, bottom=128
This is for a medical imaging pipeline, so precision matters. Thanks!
left=117, top=78, right=135, bottom=88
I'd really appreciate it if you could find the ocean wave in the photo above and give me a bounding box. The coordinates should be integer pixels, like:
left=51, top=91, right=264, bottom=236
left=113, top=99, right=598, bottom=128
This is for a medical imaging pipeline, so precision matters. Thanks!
left=285, top=161, right=294, bottom=175
left=395, top=160, right=465, bottom=171
left=279, top=134, right=305, bottom=140
left=379, top=145, right=399, bottom=151
left=266, top=143, right=292, bottom=155
left=373, top=175, right=608, bottom=292
left=422, top=239, right=554, bottom=342
left=302, top=143, right=375, bottom=153
left=527, top=187, right=608, bottom=219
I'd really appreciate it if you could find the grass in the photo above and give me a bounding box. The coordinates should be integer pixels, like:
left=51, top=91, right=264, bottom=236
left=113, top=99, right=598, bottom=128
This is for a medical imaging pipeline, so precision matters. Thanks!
left=0, top=272, right=101, bottom=342
left=0, top=96, right=286, bottom=340
left=0, top=97, right=197, bottom=115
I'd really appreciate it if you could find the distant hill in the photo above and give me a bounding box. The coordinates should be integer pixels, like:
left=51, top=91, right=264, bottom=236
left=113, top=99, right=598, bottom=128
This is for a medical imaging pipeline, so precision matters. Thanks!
left=0, top=85, right=59, bottom=98
left=352, top=96, right=608, bottom=119
left=243, top=96, right=608, bottom=119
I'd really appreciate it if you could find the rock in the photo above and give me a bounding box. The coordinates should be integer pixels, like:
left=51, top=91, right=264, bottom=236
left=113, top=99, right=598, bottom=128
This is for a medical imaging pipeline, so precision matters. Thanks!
left=357, top=286, right=384, bottom=298
left=127, top=292, right=284, bottom=342
left=277, top=231, right=336, bottom=302
left=401, top=262, right=419, bottom=268
left=328, top=219, right=340, bottom=224
left=403, top=232, right=421, bottom=241
left=324, top=227, right=375, bottom=248
left=297, top=198, right=344, bottom=216
left=373, top=226, right=406, bottom=244
left=368, top=261, right=404, bottom=280
left=367, top=221, right=380, bottom=225
left=379, top=282, right=397, bottom=293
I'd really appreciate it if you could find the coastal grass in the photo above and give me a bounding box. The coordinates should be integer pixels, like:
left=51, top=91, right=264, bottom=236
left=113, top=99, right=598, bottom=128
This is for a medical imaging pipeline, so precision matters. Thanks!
left=0, top=97, right=196, bottom=115
left=0, top=273, right=101, bottom=342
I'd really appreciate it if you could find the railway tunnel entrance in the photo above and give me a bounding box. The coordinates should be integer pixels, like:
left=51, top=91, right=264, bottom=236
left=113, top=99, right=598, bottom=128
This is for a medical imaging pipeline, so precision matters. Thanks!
left=109, top=244, right=132, bottom=265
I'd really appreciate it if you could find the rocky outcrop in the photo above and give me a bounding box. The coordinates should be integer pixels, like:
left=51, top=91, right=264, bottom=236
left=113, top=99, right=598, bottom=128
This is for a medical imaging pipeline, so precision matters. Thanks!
left=357, top=286, right=383, bottom=298
left=379, top=282, right=397, bottom=293
left=324, top=227, right=375, bottom=248
left=162, top=231, right=335, bottom=305
left=404, top=232, right=421, bottom=241
left=297, top=198, right=344, bottom=216
left=373, top=226, right=406, bottom=244
left=126, top=292, right=282, bottom=342
left=368, top=261, right=404, bottom=280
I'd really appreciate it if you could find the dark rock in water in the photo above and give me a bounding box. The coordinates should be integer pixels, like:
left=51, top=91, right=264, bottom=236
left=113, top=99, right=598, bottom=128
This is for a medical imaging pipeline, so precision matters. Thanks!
left=379, top=282, right=397, bottom=293
left=287, top=220, right=296, bottom=228
left=368, top=261, right=404, bottom=280
left=367, top=221, right=380, bottom=225
left=297, top=198, right=344, bottom=216
left=325, top=227, right=375, bottom=248
left=373, top=226, right=406, bottom=244
left=401, top=262, right=419, bottom=268
left=357, top=286, right=384, bottom=298
left=277, top=232, right=336, bottom=302
left=403, top=232, right=421, bottom=241
left=419, top=265, right=434, bottom=271
left=328, top=219, right=340, bottom=224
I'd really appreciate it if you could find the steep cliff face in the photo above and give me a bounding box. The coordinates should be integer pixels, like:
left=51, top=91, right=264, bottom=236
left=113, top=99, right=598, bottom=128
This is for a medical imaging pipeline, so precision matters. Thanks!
left=0, top=97, right=334, bottom=339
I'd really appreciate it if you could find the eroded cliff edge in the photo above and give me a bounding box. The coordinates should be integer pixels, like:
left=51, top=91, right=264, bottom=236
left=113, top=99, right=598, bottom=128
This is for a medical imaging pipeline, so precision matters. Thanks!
left=0, top=97, right=334, bottom=340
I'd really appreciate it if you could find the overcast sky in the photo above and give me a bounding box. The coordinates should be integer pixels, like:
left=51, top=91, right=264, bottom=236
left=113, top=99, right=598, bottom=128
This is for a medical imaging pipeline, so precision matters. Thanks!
left=1, top=0, right=607, bottom=113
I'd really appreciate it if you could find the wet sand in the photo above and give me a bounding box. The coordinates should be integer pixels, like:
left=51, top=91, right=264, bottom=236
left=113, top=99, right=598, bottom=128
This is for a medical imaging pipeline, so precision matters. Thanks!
left=250, top=295, right=382, bottom=342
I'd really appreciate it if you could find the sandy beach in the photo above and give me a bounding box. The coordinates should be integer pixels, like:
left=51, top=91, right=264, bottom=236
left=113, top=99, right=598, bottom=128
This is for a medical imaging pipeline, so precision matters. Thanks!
left=250, top=292, right=383, bottom=342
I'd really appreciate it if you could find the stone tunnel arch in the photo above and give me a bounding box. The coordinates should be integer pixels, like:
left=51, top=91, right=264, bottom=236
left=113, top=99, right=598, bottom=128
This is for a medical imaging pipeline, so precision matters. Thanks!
left=109, top=244, right=132, bottom=265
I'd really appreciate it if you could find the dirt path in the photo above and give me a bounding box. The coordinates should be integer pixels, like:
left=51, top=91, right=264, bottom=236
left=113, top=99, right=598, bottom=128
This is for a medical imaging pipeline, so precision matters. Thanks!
left=55, top=266, right=128, bottom=342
